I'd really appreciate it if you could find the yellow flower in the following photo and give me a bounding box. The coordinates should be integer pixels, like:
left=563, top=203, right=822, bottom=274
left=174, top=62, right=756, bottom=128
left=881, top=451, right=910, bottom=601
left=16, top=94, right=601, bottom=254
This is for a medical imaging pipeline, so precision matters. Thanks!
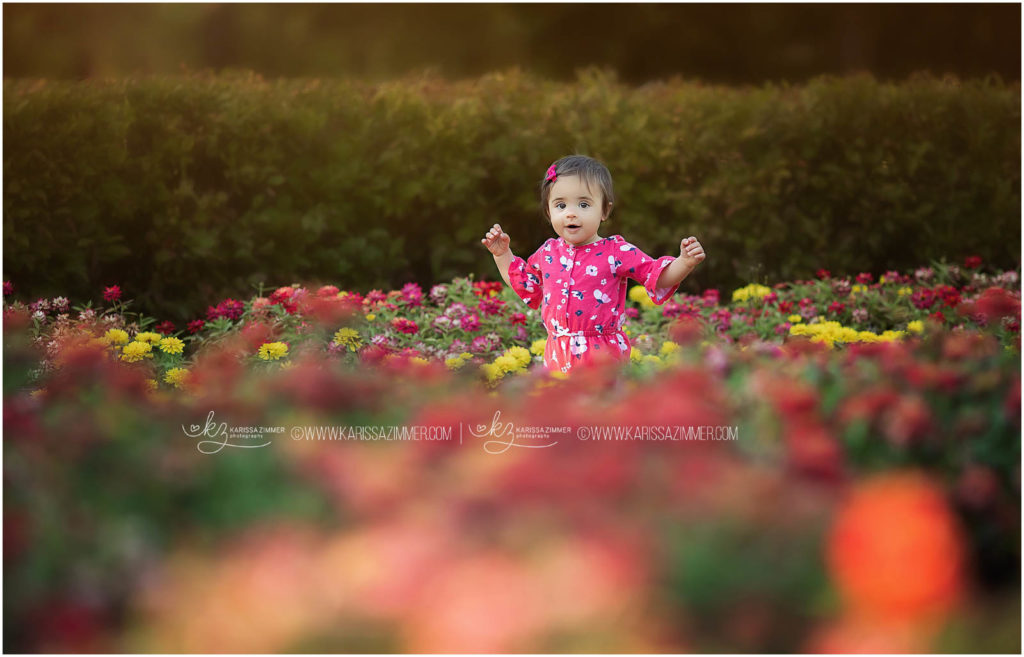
left=505, top=346, right=532, bottom=369
left=629, top=348, right=642, bottom=363
left=732, top=283, right=773, bottom=303
left=135, top=331, right=163, bottom=344
left=365, top=313, right=376, bottom=321
left=641, top=354, right=664, bottom=368
left=907, top=320, right=924, bottom=334
left=788, top=315, right=803, bottom=324
left=104, top=328, right=129, bottom=345
left=530, top=339, right=547, bottom=356
left=120, top=340, right=153, bottom=362
left=851, top=284, right=866, bottom=295
left=164, top=368, right=190, bottom=389
left=333, top=327, right=363, bottom=351
left=879, top=275, right=887, bottom=284
left=549, top=370, right=568, bottom=380
left=659, top=341, right=679, bottom=356
left=494, top=355, right=522, bottom=375
left=410, top=357, right=429, bottom=367
left=897, top=287, right=913, bottom=297
left=158, top=337, right=185, bottom=354
left=445, top=357, right=467, bottom=370
left=481, top=362, right=502, bottom=383
left=258, top=342, right=289, bottom=361
left=144, top=378, right=159, bottom=392
left=628, top=285, right=656, bottom=308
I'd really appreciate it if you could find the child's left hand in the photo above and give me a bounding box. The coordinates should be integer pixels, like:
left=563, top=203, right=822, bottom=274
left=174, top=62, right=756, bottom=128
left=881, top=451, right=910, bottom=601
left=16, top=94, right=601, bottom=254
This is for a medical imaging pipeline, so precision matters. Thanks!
left=680, top=236, right=706, bottom=268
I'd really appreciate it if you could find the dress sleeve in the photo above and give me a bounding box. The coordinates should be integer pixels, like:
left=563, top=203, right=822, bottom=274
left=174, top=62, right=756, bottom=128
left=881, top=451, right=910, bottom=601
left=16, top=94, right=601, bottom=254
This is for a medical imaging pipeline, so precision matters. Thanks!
left=614, top=239, right=680, bottom=305
left=506, top=243, right=545, bottom=310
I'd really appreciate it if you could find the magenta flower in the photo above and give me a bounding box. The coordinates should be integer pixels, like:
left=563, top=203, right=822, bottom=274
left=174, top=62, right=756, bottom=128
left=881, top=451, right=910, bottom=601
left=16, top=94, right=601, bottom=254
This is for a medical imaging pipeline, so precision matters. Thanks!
left=400, top=282, right=424, bottom=307
left=103, top=285, right=122, bottom=302
left=856, top=272, right=874, bottom=285
left=509, top=312, right=527, bottom=325
left=391, top=317, right=420, bottom=334
left=964, top=255, right=983, bottom=269
left=317, top=285, right=340, bottom=297
left=3, top=281, right=13, bottom=296
left=187, top=319, right=206, bottom=334
left=816, top=269, right=831, bottom=279
left=459, top=313, right=481, bottom=332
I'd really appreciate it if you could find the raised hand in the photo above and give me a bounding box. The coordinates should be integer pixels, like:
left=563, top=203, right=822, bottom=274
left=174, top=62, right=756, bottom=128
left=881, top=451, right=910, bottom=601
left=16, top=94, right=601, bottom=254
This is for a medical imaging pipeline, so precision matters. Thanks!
left=680, top=236, right=706, bottom=268
left=481, top=223, right=511, bottom=257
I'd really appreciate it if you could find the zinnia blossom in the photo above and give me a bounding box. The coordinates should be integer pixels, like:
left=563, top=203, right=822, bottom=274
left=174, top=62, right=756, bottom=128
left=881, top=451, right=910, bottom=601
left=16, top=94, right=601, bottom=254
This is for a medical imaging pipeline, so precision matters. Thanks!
left=258, top=342, right=289, bottom=361
left=159, top=337, right=186, bottom=354
left=391, top=318, right=420, bottom=335
left=121, top=340, right=153, bottom=362
left=103, top=285, right=122, bottom=302
left=164, top=367, right=190, bottom=389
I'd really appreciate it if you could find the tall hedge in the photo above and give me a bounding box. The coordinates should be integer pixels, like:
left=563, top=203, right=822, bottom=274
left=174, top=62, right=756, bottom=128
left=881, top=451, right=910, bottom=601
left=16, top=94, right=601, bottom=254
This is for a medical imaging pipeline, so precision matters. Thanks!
left=4, top=70, right=1019, bottom=322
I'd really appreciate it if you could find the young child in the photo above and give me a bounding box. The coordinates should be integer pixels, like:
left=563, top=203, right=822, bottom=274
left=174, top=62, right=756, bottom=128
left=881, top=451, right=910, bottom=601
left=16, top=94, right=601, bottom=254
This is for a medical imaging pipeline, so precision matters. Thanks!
left=481, top=154, right=706, bottom=374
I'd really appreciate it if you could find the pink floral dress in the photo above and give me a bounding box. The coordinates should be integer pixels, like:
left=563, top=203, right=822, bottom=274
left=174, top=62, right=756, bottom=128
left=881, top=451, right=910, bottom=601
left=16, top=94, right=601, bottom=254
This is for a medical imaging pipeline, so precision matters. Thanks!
left=507, top=234, right=680, bottom=373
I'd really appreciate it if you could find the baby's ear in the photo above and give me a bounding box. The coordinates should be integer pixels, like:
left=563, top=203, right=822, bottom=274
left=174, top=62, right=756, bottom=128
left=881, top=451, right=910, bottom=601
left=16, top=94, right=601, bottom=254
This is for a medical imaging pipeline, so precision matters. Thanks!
left=604, top=202, right=614, bottom=220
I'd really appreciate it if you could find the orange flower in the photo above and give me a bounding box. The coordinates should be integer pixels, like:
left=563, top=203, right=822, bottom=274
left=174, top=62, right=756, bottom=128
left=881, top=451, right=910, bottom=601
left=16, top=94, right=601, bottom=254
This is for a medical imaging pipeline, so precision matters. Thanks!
left=827, top=471, right=965, bottom=623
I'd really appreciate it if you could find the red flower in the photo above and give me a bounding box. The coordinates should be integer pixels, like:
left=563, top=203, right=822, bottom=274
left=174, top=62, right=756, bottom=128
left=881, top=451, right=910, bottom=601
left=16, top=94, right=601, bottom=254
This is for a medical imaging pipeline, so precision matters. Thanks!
left=155, top=320, right=176, bottom=335
left=928, top=310, right=945, bottom=323
left=828, top=301, right=846, bottom=315
left=2, top=281, right=13, bottom=296
left=391, top=317, right=420, bottom=334
left=855, top=272, right=874, bottom=285
left=316, top=285, right=340, bottom=297
left=102, top=285, right=122, bottom=302
left=472, top=281, right=503, bottom=298
left=910, top=288, right=936, bottom=310
left=187, top=319, right=205, bottom=334
left=509, top=312, right=527, bottom=325
left=778, top=300, right=794, bottom=314
left=963, top=255, right=982, bottom=269
left=827, top=471, right=965, bottom=622
left=816, top=269, right=831, bottom=279
left=400, top=282, right=424, bottom=307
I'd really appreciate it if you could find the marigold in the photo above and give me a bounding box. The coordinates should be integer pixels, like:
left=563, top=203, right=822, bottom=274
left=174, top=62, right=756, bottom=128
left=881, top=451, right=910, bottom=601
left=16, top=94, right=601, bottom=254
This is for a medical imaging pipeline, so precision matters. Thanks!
left=121, top=340, right=154, bottom=362
left=158, top=337, right=185, bottom=354
left=530, top=339, right=547, bottom=356
left=333, top=327, right=363, bottom=351
left=258, top=342, right=289, bottom=361
left=104, top=328, right=130, bottom=345
left=731, top=283, right=773, bottom=303
left=907, top=320, right=924, bottom=334
left=628, top=285, right=656, bottom=308
left=135, top=331, right=163, bottom=344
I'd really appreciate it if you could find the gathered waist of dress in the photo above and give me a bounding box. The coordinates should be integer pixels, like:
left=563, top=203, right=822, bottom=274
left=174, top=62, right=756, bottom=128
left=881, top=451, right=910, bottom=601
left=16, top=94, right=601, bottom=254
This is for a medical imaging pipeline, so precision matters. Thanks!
left=548, top=326, right=625, bottom=338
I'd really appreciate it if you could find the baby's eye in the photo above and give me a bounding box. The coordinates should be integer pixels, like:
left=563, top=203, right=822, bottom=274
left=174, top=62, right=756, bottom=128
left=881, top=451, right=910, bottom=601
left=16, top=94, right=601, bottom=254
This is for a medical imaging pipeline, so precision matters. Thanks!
left=555, top=202, right=566, bottom=210
left=580, top=202, right=590, bottom=209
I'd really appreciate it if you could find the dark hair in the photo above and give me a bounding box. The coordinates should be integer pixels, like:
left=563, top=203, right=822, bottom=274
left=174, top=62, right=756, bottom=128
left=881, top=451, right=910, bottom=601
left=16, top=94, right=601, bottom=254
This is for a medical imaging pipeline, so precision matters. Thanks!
left=538, top=154, right=615, bottom=221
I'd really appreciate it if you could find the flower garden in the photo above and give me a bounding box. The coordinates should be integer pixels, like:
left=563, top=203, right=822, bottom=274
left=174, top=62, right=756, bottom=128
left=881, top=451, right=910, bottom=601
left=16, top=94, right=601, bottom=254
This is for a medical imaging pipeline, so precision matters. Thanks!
left=3, top=256, right=1021, bottom=653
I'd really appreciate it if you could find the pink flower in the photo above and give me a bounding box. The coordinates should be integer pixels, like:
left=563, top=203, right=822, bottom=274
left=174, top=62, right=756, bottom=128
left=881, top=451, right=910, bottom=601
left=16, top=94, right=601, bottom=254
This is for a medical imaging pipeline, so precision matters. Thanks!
left=187, top=319, right=206, bottom=334
left=103, top=285, right=122, bottom=302
left=509, top=312, right=527, bottom=325
left=317, top=285, right=340, bottom=297
left=401, top=282, right=424, bottom=307
left=545, top=164, right=558, bottom=182
left=364, top=289, right=387, bottom=305
left=856, top=272, right=873, bottom=284
left=459, top=313, right=481, bottom=332
left=3, top=281, right=13, bottom=296
left=964, top=256, right=982, bottom=269
left=828, top=301, right=846, bottom=315
left=477, top=298, right=505, bottom=316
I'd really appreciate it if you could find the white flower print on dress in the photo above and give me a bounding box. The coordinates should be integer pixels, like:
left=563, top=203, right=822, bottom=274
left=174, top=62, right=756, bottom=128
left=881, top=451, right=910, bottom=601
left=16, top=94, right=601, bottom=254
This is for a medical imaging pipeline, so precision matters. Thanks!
left=570, top=335, right=588, bottom=356
left=559, top=255, right=572, bottom=270
left=616, top=333, right=629, bottom=352
left=608, top=255, right=621, bottom=276
left=586, top=265, right=598, bottom=276
left=593, top=289, right=611, bottom=304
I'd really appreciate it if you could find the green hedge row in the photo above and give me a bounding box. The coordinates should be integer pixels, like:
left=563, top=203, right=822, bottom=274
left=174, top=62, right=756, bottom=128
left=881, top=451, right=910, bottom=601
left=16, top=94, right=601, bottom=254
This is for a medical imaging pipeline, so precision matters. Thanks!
left=4, top=70, right=1019, bottom=322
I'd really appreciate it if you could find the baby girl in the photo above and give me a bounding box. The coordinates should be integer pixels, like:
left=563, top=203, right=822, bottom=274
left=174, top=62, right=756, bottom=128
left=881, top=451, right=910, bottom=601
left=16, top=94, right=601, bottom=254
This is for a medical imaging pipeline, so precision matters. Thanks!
left=481, top=154, right=706, bottom=373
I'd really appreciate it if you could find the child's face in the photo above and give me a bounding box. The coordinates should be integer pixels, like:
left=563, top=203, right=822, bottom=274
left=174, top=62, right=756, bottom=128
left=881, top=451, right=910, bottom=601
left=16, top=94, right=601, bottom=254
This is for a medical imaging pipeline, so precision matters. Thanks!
left=547, top=175, right=607, bottom=246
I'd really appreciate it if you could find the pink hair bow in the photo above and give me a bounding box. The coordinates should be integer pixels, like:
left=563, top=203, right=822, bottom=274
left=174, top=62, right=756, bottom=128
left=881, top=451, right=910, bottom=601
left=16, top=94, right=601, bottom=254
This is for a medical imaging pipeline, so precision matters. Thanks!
left=545, top=164, right=557, bottom=183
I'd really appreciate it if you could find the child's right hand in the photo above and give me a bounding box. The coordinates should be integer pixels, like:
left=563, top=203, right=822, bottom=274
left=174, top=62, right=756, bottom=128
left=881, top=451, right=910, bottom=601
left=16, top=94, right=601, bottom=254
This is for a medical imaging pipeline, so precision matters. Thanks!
left=481, top=223, right=511, bottom=257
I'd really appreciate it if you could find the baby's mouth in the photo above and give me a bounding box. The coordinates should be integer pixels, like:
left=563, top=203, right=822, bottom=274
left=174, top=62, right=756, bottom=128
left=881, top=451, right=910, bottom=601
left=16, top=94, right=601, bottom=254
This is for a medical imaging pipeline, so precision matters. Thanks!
left=566, top=224, right=581, bottom=230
